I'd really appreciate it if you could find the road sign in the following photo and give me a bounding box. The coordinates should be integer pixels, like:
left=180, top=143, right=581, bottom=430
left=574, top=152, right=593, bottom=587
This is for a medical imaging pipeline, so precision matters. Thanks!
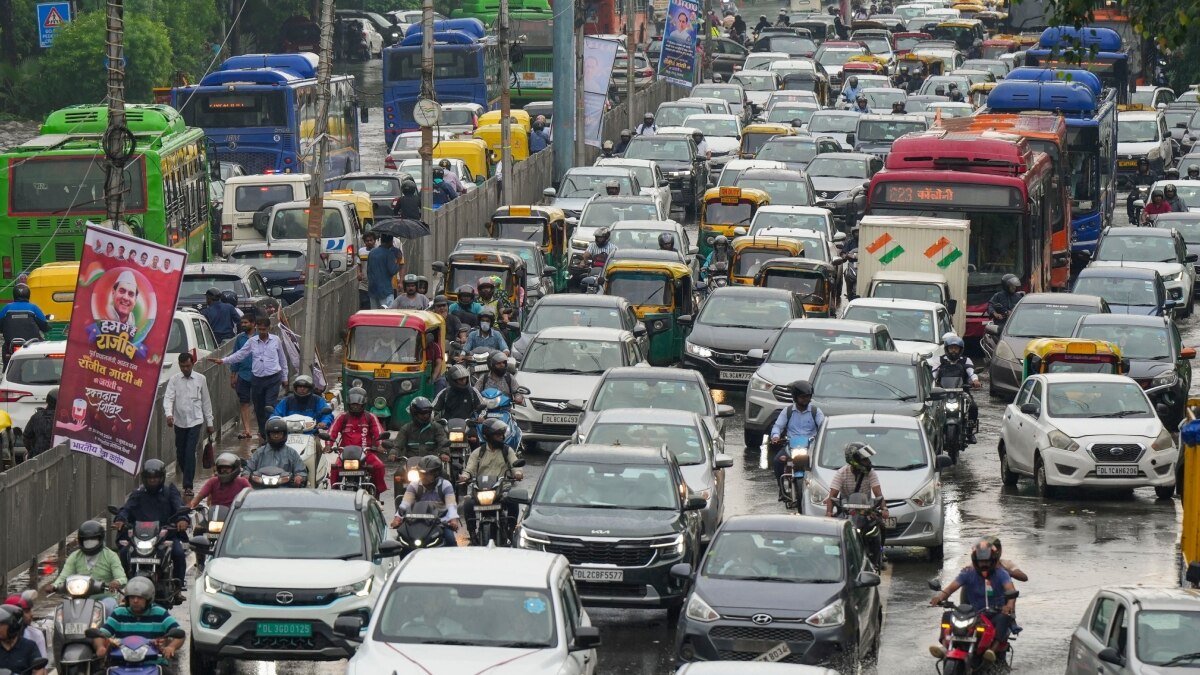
left=37, top=2, right=72, bottom=49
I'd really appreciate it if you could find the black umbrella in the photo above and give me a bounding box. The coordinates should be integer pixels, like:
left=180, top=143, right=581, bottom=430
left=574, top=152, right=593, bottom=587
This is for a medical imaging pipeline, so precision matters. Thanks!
left=371, top=217, right=430, bottom=239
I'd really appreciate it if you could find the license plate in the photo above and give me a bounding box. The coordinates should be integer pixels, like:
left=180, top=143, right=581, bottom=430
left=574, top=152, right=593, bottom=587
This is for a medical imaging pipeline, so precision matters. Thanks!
left=572, top=568, right=624, bottom=582
left=373, top=368, right=390, bottom=378
left=543, top=414, right=579, bottom=425
left=1096, top=464, right=1139, bottom=477
left=256, top=622, right=312, bottom=638
left=753, top=641, right=793, bottom=662
left=476, top=504, right=502, bottom=511
left=720, top=370, right=752, bottom=381
left=129, top=557, right=158, bottom=564
left=64, top=622, right=88, bottom=635
left=883, top=517, right=897, bottom=529
left=1118, top=160, right=1137, bottom=167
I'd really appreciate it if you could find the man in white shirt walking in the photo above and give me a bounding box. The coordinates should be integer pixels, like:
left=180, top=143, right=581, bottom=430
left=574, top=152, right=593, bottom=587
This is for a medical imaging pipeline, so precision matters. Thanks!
left=163, top=352, right=214, bottom=498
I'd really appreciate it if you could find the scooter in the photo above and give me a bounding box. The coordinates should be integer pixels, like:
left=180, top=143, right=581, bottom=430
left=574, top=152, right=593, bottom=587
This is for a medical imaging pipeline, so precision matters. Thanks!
left=770, top=435, right=810, bottom=513
left=85, top=627, right=185, bottom=675
left=51, top=575, right=111, bottom=674
left=276, top=413, right=331, bottom=488
left=928, top=579, right=1019, bottom=673
left=699, top=260, right=730, bottom=300
left=109, top=506, right=188, bottom=608
left=479, top=387, right=525, bottom=455
left=838, top=494, right=885, bottom=570
left=393, top=501, right=450, bottom=557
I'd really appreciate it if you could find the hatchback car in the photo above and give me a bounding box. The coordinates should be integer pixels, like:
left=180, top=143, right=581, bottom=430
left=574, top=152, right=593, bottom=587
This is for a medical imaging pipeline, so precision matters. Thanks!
left=681, top=286, right=804, bottom=389
left=546, top=167, right=641, bottom=219
left=986, top=292, right=1110, bottom=399
left=1146, top=211, right=1200, bottom=267
left=684, top=113, right=744, bottom=160
left=805, top=153, right=882, bottom=226
left=1066, top=586, right=1200, bottom=674
left=673, top=515, right=882, bottom=667
left=341, top=548, right=600, bottom=674
left=593, top=157, right=673, bottom=216
left=511, top=294, right=646, bottom=363
left=1089, top=225, right=1198, bottom=316
left=998, top=373, right=1178, bottom=499
left=657, top=102, right=711, bottom=128
left=806, top=111, right=862, bottom=150
left=574, top=366, right=737, bottom=443
left=226, top=242, right=340, bottom=305
left=715, top=159, right=789, bottom=188
left=749, top=206, right=837, bottom=242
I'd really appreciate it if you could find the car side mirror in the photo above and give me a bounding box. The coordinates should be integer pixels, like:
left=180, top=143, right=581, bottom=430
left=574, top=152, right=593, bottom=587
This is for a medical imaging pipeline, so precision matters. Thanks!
left=670, top=562, right=693, bottom=579
left=431, top=260, right=446, bottom=273
left=633, top=322, right=647, bottom=337
left=570, top=625, right=602, bottom=651
left=1187, top=253, right=1199, bottom=263
left=684, top=496, right=707, bottom=511
left=1186, top=560, right=1200, bottom=585
left=566, top=217, right=579, bottom=225
left=984, top=323, right=999, bottom=337
left=1183, top=347, right=1197, bottom=360
left=1019, top=402, right=1039, bottom=416
left=543, top=187, right=557, bottom=198
left=1156, top=403, right=1170, bottom=418
left=845, top=132, right=856, bottom=145
left=713, top=453, right=734, bottom=469
left=717, top=403, right=736, bottom=418
left=659, top=179, right=670, bottom=187
left=946, top=298, right=957, bottom=314
left=333, top=615, right=364, bottom=639
left=1098, top=647, right=1125, bottom=667
left=677, top=314, right=693, bottom=326
left=378, top=540, right=405, bottom=557
left=542, top=266, right=557, bottom=277
left=329, top=259, right=344, bottom=271
left=268, top=286, right=284, bottom=298
left=856, top=571, right=881, bottom=587
left=936, top=454, right=953, bottom=471
left=505, top=487, right=531, bottom=504
left=733, top=226, right=748, bottom=237
left=747, top=348, right=766, bottom=360
left=688, top=245, right=699, bottom=256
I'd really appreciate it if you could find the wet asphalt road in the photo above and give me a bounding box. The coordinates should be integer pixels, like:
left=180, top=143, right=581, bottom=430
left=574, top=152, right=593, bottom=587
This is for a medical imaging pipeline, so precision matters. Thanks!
left=149, top=59, right=1191, bottom=674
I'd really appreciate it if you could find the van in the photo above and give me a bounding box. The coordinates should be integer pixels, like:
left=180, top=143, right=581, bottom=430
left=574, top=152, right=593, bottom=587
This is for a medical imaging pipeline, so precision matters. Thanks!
left=220, top=174, right=312, bottom=255
left=265, top=199, right=363, bottom=270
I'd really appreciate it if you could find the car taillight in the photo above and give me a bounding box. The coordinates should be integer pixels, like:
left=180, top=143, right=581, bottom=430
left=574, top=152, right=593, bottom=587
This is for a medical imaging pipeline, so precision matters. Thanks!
left=190, top=348, right=198, bottom=363
left=640, top=67, right=653, bottom=76
left=0, top=389, right=32, bottom=403
left=221, top=224, right=233, bottom=241
left=385, top=156, right=396, bottom=169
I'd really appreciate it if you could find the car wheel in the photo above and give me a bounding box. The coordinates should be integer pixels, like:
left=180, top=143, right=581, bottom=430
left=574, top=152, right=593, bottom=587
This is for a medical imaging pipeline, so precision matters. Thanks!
left=927, top=544, right=944, bottom=563
left=1155, top=485, right=1175, bottom=500
left=188, top=640, right=219, bottom=674
left=1034, top=455, right=1057, bottom=498
left=666, top=601, right=683, bottom=626
left=743, top=429, right=763, bottom=449
left=999, top=445, right=1020, bottom=486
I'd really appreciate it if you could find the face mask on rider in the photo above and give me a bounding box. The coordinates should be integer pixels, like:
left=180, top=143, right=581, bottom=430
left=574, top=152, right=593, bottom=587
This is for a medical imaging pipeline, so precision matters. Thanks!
left=480, top=320, right=491, bottom=331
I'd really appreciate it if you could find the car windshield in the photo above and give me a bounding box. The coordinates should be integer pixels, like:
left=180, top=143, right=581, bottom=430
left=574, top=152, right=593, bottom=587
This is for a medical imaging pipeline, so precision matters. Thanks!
left=703, top=530, right=843, bottom=582
left=560, top=174, right=633, bottom=198
left=1072, top=276, right=1161, bottom=308
left=612, top=228, right=672, bottom=250
left=685, top=116, right=740, bottom=138
left=222, top=508, right=366, bottom=559
left=767, top=327, right=872, bottom=364
left=757, top=139, right=818, bottom=162
left=843, top=306, right=934, bottom=342
left=440, top=109, right=476, bottom=126
left=809, top=114, right=859, bottom=133
left=1076, top=323, right=1172, bottom=360
left=374, top=584, right=555, bottom=647
left=896, top=34, right=926, bottom=50
left=1135, top=610, right=1200, bottom=666
left=765, top=36, right=818, bottom=54
left=348, top=326, right=421, bottom=363
left=819, top=425, right=927, bottom=469
left=592, top=378, right=708, bottom=414
left=697, top=295, right=793, bottom=328
left=179, top=275, right=243, bottom=298
left=807, top=156, right=869, bottom=178
left=581, top=202, right=659, bottom=226
left=234, top=185, right=295, bottom=212
left=732, top=249, right=795, bottom=278
left=736, top=177, right=810, bottom=205
left=625, top=138, right=693, bottom=162
left=1118, top=119, right=1160, bottom=143
left=1095, top=235, right=1179, bottom=264
left=871, top=281, right=942, bottom=304
left=587, top=422, right=704, bottom=464
left=1159, top=183, right=1200, bottom=208
left=1157, top=217, right=1200, bottom=243
left=456, top=242, right=540, bottom=271
left=536, top=462, right=678, bottom=508
left=863, top=90, right=907, bottom=109
left=1005, top=304, right=1096, bottom=339
left=765, top=107, right=817, bottom=126
left=658, top=105, right=707, bottom=126
left=762, top=270, right=829, bottom=297
left=270, top=207, right=346, bottom=240
left=751, top=211, right=827, bottom=234
left=704, top=201, right=754, bottom=225
left=858, top=120, right=926, bottom=142
left=335, top=178, right=402, bottom=197
left=5, top=353, right=64, bottom=385
left=859, top=37, right=892, bottom=54
left=732, top=74, right=777, bottom=91
left=228, top=250, right=304, bottom=272
left=525, top=305, right=623, bottom=332
left=813, top=360, right=918, bottom=399
left=521, top=338, right=625, bottom=375
left=692, top=85, right=742, bottom=104
left=818, top=49, right=862, bottom=66
left=1045, top=381, right=1154, bottom=418
left=607, top=273, right=672, bottom=306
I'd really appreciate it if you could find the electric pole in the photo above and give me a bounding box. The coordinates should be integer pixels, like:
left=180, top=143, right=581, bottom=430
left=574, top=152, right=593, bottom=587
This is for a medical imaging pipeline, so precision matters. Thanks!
left=626, top=0, right=635, bottom=133
left=575, top=0, right=585, bottom=164
left=103, top=0, right=128, bottom=228
left=420, top=0, right=435, bottom=218
left=499, top=0, right=513, bottom=206
left=551, top=0, right=576, bottom=179
left=703, top=0, right=713, bottom=82
left=299, top=0, right=334, bottom=377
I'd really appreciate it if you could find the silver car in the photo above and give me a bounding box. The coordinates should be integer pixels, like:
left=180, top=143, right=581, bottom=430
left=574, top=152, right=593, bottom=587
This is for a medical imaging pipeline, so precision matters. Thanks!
left=800, top=413, right=951, bottom=562
left=1067, top=586, right=1200, bottom=673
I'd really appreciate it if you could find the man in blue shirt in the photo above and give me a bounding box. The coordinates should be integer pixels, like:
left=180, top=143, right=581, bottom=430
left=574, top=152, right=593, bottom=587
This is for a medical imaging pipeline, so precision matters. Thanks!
left=273, top=375, right=334, bottom=430
left=769, top=380, right=825, bottom=480
left=200, top=287, right=240, bottom=343
left=464, top=309, right=509, bottom=354
left=0, top=604, right=44, bottom=675
left=231, top=317, right=255, bottom=439
left=210, top=316, right=289, bottom=437
left=431, top=168, right=458, bottom=207
left=366, top=234, right=401, bottom=308
left=530, top=121, right=550, bottom=153
left=930, top=541, right=1017, bottom=663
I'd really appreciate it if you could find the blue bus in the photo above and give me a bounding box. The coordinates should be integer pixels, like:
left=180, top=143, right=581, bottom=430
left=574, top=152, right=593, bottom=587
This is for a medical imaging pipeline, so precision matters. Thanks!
left=171, top=53, right=361, bottom=176
left=987, top=73, right=1117, bottom=261
left=382, top=19, right=500, bottom=147
left=1023, top=26, right=1131, bottom=105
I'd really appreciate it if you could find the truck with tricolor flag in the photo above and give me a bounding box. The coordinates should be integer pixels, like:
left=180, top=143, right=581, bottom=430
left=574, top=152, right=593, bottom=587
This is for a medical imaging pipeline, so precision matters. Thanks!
left=855, top=215, right=970, bottom=336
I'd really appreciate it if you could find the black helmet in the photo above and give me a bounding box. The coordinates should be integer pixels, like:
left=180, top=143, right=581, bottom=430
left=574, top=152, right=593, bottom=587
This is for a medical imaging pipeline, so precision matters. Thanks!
left=1166, top=167, right=1180, bottom=179
left=205, top=287, right=222, bottom=301
left=141, top=459, right=166, bottom=493
left=417, top=454, right=442, bottom=478
left=265, top=417, right=288, bottom=448
left=1001, top=273, right=1020, bottom=294
left=12, top=283, right=29, bottom=302
left=970, top=540, right=997, bottom=575
left=220, top=289, right=238, bottom=307
left=0, top=604, right=24, bottom=634
left=488, top=351, right=508, bottom=370
left=1137, top=157, right=1149, bottom=167
left=408, top=396, right=434, bottom=416
left=78, top=520, right=105, bottom=555
left=347, top=386, right=368, bottom=407
left=438, top=158, right=451, bottom=169
left=605, top=180, right=621, bottom=195
left=46, top=387, right=58, bottom=407
left=658, top=232, right=676, bottom=250
left=848, top=75, right=858, bottom=87
left=401, top=179, right=418, bottom=195
left=482, top=417, right=508, bottom=443
left=788, top=380, right=813, bottom=399
left=595, top=227, right=611, bottom=245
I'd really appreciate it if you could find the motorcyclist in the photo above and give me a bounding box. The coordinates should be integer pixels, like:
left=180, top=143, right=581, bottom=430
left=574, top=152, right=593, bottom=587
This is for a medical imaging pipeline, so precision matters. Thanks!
left=987, top=274, right=1023, bottom=327
left=658, top=232, right=676, bottom=252
left=475, top=351, right=524, bottom=404
left=1143, top=187, right=1172, bottom=223
left=0, top=604, right=45, bottom=675
left=614, top=129, right=633, bottom=155
left=0, top=283, right=49, bottom=363
left=603, top=179, right=622, bottom=197
left=600, top=140, right=616, bottom=158
left=328, top=387, right=384, bottom=451
left=1127, top=157, right=1156, bottom=221
left=21, top=387, right=56, bottom=460
left=272, top=375, right=333, bottom=430
left=891, top=100, right=907, bottom=114
left=701, top=235, right=732, bottom=281
left=188, top=453, right=251, bottom=569
left=635, top=112, right=657, bottom=136
left=459, top=419, right=524, bottom=544
left=692, top=130, right=711, bottom=161
left=841, top=76, right=861, bottom=105
left=769, top=380, right=826, bottom=482
left=1165, top=183, right=1187, bottom=212
left=45, top=520, right=127, bottom=614
left=1189, top=165, right=1200, bottom=180
left=430, top=167, right=458, bottom=206
left=929, top=541, right=1017, bottom=663
left=112, top=459, right=188, bottom=595
left=947, top=83, right=966, bottom=103
left=582, top=227, right=617, bottom=270
left=389, top=273, right=430, bottom=310
left=392, top=397, right=450, bottom=461
left=92, top=576, right=184, bottom=666
left=200, top=287, right=240, bottom=343
left=476, top=276, right=515, bottom=322
left=464, top=308, right=509, bottom=354
left=851, top=93, right=872, bottom=114
left=452, top=285, right=483, bottom=328
left=775, top=8, right=789, bottom=26
left=841, top=223, right=860, bottom=253
left=433, top=364, right=487, bottom=422
left=394, top=178, right=422, bottom=219
left=392, top=454, right=461, bottom=546
left=824, top=443, right=889, bottom=524
left=753, top=14, right=770, bottom=36
left=243, top=417, right=308, bottom=487
left=933, top=335, right=981, bottom=444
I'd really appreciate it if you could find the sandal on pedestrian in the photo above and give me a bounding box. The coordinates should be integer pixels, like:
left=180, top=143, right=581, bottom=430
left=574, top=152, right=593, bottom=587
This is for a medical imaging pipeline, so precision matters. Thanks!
left=237, top=432, right=252, bottom=439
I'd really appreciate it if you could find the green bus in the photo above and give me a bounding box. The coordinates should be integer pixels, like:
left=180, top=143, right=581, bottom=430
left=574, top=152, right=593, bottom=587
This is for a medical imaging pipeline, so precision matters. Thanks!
left=0, top=104, right=213, bottom=302
left=509, top=18, right=555, bottom=107
left=451, top=0, right=551, bottom=24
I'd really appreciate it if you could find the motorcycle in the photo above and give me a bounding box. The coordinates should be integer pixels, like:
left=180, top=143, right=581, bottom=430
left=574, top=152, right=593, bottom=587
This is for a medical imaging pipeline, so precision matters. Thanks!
left=330, top=444, right=376, bottom=496
left=51, top=575, right=111, bottom=674
left=478, top=386, right=526, bottom=456
left=1129, top=183, right=1151, bottom=225
left=699, top=260, right=730, bottom=300
left=938, top=375, right=974, bottom=463
left=838, top=493, right=885, bottom=570
left=469, top=347, right=495, bottom=378
left=190, top=504, right=230, bottom=572
left=770, top=435, right=810, bottom=513
left=928, top=579, right=1019, bottom=673
left=392, top=454, right=423, bottom=509
left=393, top=501, right=450, bottom=557
left=466, top=459, right=526, bottom=547
left=108, top=505, right=189, bottom=608
left=85, top=627, right=185, bottom=675
left=274, top=413, right=332, bottom=488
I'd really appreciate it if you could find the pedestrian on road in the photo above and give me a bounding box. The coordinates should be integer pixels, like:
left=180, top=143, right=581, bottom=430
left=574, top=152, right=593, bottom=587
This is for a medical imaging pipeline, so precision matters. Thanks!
left=163, top=352, right=213, bottom=497
left=200, top=287, right=240, bottom=343
left=230, top=317, right=255, bottom=439
left=358, top=230, right=378, bottom=308
left=367, top=233, right=401, bottom=309
left=21, top=387, right=56, bottom=460
left=210, top=316, right=289, bottom=438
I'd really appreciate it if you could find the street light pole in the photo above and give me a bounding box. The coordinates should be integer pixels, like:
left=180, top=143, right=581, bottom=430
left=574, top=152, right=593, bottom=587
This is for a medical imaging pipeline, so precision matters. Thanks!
left=626, top=0, right=635, bottom=133
left=499, top=0, right=513, bottom=206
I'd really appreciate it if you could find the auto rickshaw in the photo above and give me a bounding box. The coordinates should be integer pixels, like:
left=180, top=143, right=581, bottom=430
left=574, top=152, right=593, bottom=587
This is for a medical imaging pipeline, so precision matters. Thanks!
left=473, top=123, right=530, bottom=161
left=489, top=205, right=571, bottom=292
left=842, top=60, right=888, bottom=81
left=969, top=82, right=996, bottom=109
left=433, top=250, right=528, bottom=323
left=975, top=11, right=1007, bottom=32
left=949, top=3, right=986, bottom=19
left=781, top=72, right=830, bottom=106
left=26, top=261, right=77, bottom=340
left=478, top=109, right=531, bottom=133
left=895, top=53, right=944, bottom=93
left=739, top=123, right=795, bottom=159
left=992, top=32, right=1038, bottom=48
left=846, top=54, right=889, bottom=76
left=753, top=257, right=840, bottom=317
left=729, top=235, right=806, bottom=286
left=981, top=37, right=1018, bottom=59
left=699, top=187, right=771, bottom=258
left=323, top=189, right=375, bottom=228
left=932, top=19, right=986, bottom=49
left=434, top=138, right=496, bottom=179
left=601, top=260, right=694, bottom=366
left=1021, top=338, right=1127, bottom=381
left=342, top=309, right=446, bottom=429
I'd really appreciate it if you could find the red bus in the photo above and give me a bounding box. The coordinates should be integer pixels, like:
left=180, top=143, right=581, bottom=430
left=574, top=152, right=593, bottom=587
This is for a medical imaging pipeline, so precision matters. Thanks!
left=867, top=131, right=1056, bottom=339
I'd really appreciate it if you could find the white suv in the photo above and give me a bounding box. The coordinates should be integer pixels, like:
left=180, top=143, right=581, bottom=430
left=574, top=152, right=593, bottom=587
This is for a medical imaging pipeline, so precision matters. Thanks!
left=340, top=547, right=601, bottom=674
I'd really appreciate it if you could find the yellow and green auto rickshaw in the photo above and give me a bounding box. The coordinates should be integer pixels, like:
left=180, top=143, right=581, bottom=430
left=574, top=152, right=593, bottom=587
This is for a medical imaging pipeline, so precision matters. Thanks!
left=754, top=257, right=840, bottom=317
left=343, top=309, right=446, bottom=429
left=489, top=205, right=572, bottom=292
left=434, top=250, right=528, bottom=325
left=1021, top=338, right=1127, bottom=381
left=26, top=261, right=77, bottom=340
left=478, top=109, right=532, bottom=133
left=699, top=187, right=770, bottom=258
left=602, top=259, right=695, bottom=366
left=434, top=138, right=496, bottom=179
left=730, top=235, right=806, bottom=286
left=323, top=189, right=375, bottom=229
left=739, top=123, right=796, bottom=159
left=473, top=124, right=530, bottom=161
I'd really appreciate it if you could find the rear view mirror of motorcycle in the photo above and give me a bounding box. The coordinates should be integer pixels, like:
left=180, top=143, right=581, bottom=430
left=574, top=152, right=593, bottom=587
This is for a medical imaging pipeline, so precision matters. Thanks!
left=106, top=505, right=120, bottom=516
left=317, top=432, right=332, bottom=442
left=511, top=458, right=527, bottom=468
left=378, top=540, right=405, bottom=558
left=516, top=386, right=532, bottom=395
left=505, top=487, right=531, bottom=504
left=929, top=386, right=950, bottom=400
left=379, top=432, right=391, bottom=440
left=381, top=440, right=395, bottom=450
left=167, top=628, right=186, bottom=640
left=927, top=578, right=942, bottom=592
left=84, top=628, right=105, bottom=639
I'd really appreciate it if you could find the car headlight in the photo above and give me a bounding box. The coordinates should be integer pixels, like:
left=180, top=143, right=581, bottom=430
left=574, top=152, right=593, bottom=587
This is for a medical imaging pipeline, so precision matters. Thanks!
left=806, top=476, right=829, bottom=505
left=1152, top=427, right=1175, bottom=451
left=652, top=533, right=686, bottom=557
left=805, top=598, right=845, bottom=627
left=335, top=578, right=372, bottom=597
left=1047, top=429, right=1080, bottom=452
left=203, top=574, right=237, bottom=596
left=686, top=341, right=713, bottom=358
left=685, top=594, right=721, bottom=622
left=994, top=339, right=1016, bottom=363
left=477, top=489, right=497, bottom=506
left=1151, top=372, right=1178, bottom=388
left=911, top=478, right=938, bottom=508
left=749, top=374, right=775, bottom=393
left=1163, top=271, right=1183, bottom=282
left=517, top=528, right=549, bottom=550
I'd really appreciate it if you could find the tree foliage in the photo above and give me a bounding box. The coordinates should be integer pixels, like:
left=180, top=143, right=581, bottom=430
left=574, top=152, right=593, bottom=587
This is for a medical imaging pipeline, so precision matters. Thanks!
left=130, top=0, right=223, bottom=81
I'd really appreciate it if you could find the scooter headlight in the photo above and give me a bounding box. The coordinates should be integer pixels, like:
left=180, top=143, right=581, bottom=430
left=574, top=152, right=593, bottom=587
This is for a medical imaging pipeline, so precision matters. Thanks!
left=65, top=576, right=91, bottom=597
left=407, top=469, right=420, bottom=482
left=449, top=431, right=465, bottom=442
left=134, top=540, right=154, bottom=555
left=207, top=520, right=224, bottom=534
left=120, top=645, right=150, bottom=662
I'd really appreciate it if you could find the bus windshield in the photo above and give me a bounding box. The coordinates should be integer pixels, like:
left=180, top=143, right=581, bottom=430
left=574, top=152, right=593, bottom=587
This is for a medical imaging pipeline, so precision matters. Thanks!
left=180, top=92, right=289, bottom=128
left=387, top=48, right=479, bottom=82
left=10, top=156, right=147, bottom=214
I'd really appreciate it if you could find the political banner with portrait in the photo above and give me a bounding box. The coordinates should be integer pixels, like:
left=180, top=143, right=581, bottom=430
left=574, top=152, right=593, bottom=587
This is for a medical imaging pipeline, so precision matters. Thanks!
left=582, top=36, right=620, bottom=147
left=656, top=0, right=700, bottom=87
left=53, top=226, right=187, bottom=473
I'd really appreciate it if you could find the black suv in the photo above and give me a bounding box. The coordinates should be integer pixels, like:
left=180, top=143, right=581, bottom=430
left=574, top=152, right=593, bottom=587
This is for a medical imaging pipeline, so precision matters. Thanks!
left=623, top=133, right=710, bottom=217
left=510, top=443, right=705, bottom=620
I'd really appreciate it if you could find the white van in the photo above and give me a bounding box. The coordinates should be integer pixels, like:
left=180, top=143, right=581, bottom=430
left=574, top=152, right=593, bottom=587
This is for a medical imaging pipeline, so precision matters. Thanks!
left=265, top=199, right=363, bottom=270
left=220, top=174, right=312, bottom=255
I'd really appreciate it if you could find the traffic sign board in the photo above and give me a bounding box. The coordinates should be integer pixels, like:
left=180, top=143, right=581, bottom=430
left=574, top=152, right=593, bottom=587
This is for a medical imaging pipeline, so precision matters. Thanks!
left=37, top=2, right=72, bottom=48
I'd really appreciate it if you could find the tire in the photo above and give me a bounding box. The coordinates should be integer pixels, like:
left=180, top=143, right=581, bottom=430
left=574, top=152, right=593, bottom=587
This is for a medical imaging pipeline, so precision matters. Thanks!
left=942, top=659, right=966, bottom=675
left=743, top=429, right=763, bottom=449
left=1035, top=455, right=1058, bottom=498
left=927, top=544, right=944, bottom=564
left=779, top=474, right=796, bottom=509
left=1155, top=485, right=1175, bottom=500
left=999, top=446, right=1020, bottom=486
left=666, top=601, right=683, bottom=625
left=793, top=477, right=805, bottom=514
left=189, top=640, right=218, bottom=674
left=478, top=521, right=496, bottom=547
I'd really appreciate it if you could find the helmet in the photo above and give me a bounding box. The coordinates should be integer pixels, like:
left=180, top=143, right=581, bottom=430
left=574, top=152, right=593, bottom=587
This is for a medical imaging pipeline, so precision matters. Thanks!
left=488, top=351, right=508, bottom=370
left=265, top=417, right=288, bottom=447
left=401, top=179, right=417, bottom=195
left=0, top=604, right=24, bottom=634
left=432, top=294, right=449, bottom=307
left=215, top=452, right=240, bottom=483
left=220, top=289, right=238, bottom=307
left=1166, top=167, right=1180, bottom=179
left=1189, top=165, right=1199, bottom=178
left=205, top=287, right=222, bottom=301
left=433, top=167, right=445, bottom=178
left=856, top=94, right=867, bottom=105
left=1166, top=183, right=1179, bottom=196
left=346, top=386, right=368, bottom=407
left=477, top=276, right=496, bottom=290
left=605, top=180, right=620, bottom=195
left=945, top=335, right=965, bottom=353
left=692, top=130, right=704, bottom=140
left=482, top=417, right=509, bottom=443
left=1137, top=157, right=1149, bottom=167
left=970, top=540, right=997, bottom=575
left=1001, top=273, right=1020, bottom=294
left=778, top=7, right=787, bottom=14
left=602, top=140, right=614, bottom=151
left=140, top=459, right=166, bottom=492
left=417, top=454, right=442, bottom=478
left=848, top=75, right=858, bottom=87
left=479, top=308, right=497, bottom=323
left=456, top=284, right=476, bottom=299
left=292, top=374, right=314, bottom=391
left=13, top=283, right=31, bottom=302
left=125, top=576, right=156, bottom=602
left=644, top=112, right=655, bottom=121
left=439, top=158, right=451, bottom=169
left=46, top=387, right=58, bottom=407
left=403, top=273, right=419, bottom=287
left=1152, top=188, right=1166, bottom=200
left=843, top=442, right=876, bottom=471
left=713, top=234, right=729, bottom=249
left=408, top=396, right=434, bottom=416
left=788, top=380, right=813, bottom=399
left=595, top=227, right=611, bottom=245
left=620, top=128, right=631, bottom=139
left=892, top=101, right=905, bottom=112
left=658, top=232, right=676, bottom=250
left=447, top=364, right=471, bottom=386
left=78, top=520, right=105, bottom=555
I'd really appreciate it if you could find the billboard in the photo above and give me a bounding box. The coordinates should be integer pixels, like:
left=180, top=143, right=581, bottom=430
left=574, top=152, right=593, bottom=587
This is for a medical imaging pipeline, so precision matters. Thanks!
left=656, top=0, right=699, bottom=87
left=583, top=36, right=620, bottom=147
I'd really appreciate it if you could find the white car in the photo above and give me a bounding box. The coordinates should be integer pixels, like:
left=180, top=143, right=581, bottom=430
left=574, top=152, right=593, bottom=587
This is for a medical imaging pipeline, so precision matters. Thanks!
left=751, top=226, right=840, bottom=263
left=743, top=51, right=791, bottom=72
left=841, top=297, right=952, bottom=363
left=998, top=373, right=1178, bottom=499
left=1117, top=110, right=1173, bottom=179
left=1088, top=226, right=1197, bottom=316
left=385, top=130, right=458, bottom=166
left=749, top=205, right=837, bottom=242
left=343, top=548, right=600, bottom=675
left=593, top=157, right=672, bottom=215
left=683, top=113, right=743, bottom=159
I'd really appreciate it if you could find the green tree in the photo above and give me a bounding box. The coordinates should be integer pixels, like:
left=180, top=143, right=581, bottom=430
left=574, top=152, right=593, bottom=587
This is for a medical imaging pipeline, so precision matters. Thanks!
left=131, top=0, right=222, bottom=81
